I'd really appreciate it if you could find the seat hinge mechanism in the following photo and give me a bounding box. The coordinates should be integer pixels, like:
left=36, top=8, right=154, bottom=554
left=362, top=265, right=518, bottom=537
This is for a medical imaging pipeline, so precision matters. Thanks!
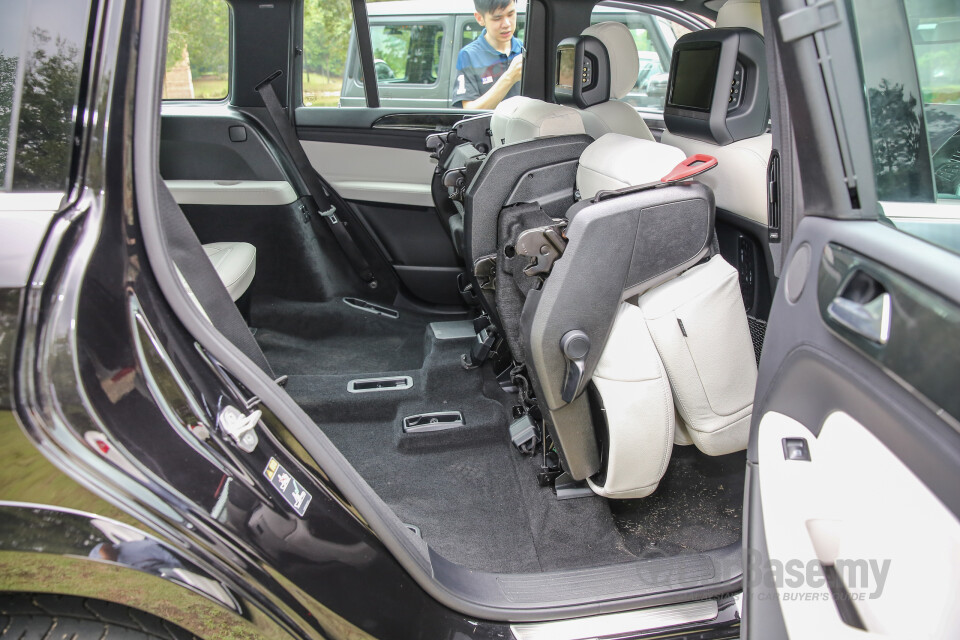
left=515, top=221, right=568, bottom=277
left=473, top=255, right=497, bottom=290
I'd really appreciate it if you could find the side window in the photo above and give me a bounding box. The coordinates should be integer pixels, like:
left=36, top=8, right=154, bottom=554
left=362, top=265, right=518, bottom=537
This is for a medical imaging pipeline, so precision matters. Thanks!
left=302, top=0, right=364, bottom=107
left=369, top=23, right=444, bottom=86
left=849, top=0, right=960, bottom=255
left=162, top=0, right=230, bottom=100
left=590, top=4, right=696, bottom=112
left=308, top=0, right=526, bottom=110
left=0, top=0, right=92, bottom=193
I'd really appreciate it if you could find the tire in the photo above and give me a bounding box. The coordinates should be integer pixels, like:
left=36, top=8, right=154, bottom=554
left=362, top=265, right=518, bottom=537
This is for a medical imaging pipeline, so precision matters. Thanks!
left=0, top=594, right=197, bottom=640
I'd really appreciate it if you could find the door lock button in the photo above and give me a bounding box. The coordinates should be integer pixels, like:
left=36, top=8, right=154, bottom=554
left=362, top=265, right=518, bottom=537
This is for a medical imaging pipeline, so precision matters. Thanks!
left=782, top=437, right=811, bottom=461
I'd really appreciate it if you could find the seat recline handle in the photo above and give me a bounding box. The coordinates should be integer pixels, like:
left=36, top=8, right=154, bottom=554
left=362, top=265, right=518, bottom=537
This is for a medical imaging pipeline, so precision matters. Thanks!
left=560, top=330, right=591, bottom=404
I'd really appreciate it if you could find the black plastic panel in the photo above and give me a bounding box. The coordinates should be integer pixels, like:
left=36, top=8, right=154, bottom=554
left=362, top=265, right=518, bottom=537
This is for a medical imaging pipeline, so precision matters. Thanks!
left=464, top=134, right=593, bottom=266
left=818, top=243, right=960, bottom=425
left=160, top=111, right=286, bottom=181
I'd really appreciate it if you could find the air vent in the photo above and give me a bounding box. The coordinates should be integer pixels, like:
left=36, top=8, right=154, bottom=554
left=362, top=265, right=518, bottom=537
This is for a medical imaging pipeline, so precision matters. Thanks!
left=767, top=149, right=781, bottom=243
left=342, top=297, right=399, bottom=319
left=347, top=376, right=413, bottom=393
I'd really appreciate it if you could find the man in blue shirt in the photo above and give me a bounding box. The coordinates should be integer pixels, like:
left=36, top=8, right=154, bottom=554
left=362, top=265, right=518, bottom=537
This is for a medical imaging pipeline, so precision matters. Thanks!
left=453, top=0, right=524, bottom=109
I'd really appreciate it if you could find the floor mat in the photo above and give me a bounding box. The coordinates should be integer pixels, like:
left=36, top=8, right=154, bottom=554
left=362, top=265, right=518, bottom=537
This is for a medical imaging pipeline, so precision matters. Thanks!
left=252, top=297, right=438, bottom=375
left=609, top=445, right=746, bottom=558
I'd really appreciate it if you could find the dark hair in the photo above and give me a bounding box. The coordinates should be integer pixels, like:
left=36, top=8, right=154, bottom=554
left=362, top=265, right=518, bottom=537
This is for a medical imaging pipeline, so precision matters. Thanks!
left=474, top=0, right=514, bottom=15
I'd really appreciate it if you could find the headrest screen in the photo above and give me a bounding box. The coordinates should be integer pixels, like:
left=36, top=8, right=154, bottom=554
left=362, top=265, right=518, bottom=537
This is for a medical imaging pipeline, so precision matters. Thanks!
left=557, top=47, right=576, bottom=90
left=554, top=36, right=610, bottom=109
left=663, top=28, right=768, bottom=146
left=668, top=46, right=721, bottom=112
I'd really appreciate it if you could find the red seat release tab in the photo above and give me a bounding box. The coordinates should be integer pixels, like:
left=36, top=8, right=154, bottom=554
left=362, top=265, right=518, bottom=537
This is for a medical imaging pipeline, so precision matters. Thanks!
left=660, top=154, right=718, bottom=183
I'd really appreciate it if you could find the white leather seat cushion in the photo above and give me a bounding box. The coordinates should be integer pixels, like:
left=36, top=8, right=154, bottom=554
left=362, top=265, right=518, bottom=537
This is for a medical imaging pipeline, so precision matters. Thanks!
left=716, top=0, right=764, bottom=35
left=638, top=255, right=756, bottom=456
left=203, top=242, right=256, bottom=301
left=490, top=96, right=586, bottom=148
left=577, top=133, right=686, bottom=200
left=588, top=302, right=674, bottom=499
left=660, top=131, right=771, bottom=225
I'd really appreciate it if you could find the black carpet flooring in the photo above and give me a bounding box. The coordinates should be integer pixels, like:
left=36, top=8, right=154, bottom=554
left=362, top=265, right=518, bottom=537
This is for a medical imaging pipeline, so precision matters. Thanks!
left=610, top=445, right=746, bottom=558
left=256, top=297, right=745, bottom=574
left=251, top=297, right=436, bottom=375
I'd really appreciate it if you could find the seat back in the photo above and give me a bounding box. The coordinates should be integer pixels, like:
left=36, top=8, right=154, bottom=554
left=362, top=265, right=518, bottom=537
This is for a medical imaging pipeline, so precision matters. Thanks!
left=514, top=133, right=755, bottom=498
left=490, top=96, right=586, bottom=148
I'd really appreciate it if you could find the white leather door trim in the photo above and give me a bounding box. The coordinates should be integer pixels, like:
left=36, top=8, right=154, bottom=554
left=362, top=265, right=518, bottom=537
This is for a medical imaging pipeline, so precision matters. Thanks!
left=164, top=180, right=298, bottom=206
left=757, top=410, right=960, bottom=638
left=301, top=141, right=435, bottom=208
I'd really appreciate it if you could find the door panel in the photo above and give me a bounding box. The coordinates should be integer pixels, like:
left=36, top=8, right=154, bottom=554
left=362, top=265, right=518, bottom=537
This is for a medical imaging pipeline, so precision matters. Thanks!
left=301, top=141, right=434, bottom=207
left=746, top=216, right=960, bottom=638
left=757, top=408, right=960, bottom=637
left=296, top=111, right=467, bottom=307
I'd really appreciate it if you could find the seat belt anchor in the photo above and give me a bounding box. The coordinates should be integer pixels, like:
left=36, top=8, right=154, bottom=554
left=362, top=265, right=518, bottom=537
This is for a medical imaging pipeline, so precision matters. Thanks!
left=320, top=205, right=339, bottom=224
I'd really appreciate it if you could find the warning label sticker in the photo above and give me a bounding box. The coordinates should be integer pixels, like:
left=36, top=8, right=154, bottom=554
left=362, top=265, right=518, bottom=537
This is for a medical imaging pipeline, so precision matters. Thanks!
left=264, top=457, right=312, bottom=517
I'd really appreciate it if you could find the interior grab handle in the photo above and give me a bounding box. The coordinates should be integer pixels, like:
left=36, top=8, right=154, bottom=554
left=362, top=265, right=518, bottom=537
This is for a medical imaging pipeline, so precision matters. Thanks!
left=827, top=291, right=892, bottom=345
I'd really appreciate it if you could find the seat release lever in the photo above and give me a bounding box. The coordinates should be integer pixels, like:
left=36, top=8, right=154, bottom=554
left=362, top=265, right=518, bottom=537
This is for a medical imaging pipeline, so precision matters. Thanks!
left=560, top=330, right=590, bottom=403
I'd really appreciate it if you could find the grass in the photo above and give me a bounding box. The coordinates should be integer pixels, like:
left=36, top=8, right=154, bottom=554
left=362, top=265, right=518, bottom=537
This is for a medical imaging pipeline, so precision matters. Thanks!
left=0, top=411, right=138, bottom=526
left=171, top=73, right=344, bottom=106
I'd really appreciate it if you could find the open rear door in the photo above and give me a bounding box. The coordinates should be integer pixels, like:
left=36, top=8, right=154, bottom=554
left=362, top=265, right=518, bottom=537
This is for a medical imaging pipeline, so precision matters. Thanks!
left=744, top=0, right=960, bottom=637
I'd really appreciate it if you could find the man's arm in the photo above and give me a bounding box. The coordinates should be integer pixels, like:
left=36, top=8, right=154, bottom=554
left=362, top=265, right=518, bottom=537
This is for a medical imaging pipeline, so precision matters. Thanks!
left=463, top=55, right=523, bottom=110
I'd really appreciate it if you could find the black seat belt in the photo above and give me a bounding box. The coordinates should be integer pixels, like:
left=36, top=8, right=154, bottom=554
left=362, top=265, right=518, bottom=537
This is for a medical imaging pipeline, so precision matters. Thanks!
left=157, top=180, right=276, bottom=379
left=255, top=70, right=378, bottom=289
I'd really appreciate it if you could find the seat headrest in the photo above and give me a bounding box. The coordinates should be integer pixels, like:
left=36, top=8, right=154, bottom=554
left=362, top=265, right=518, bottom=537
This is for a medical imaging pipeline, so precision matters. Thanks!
left=576, top=133, right=686, bottom=200
left=581, top=22, right=639, bottom=101
left=490, top=96, right=586, bottom=148
left=716, top=0, right=763, bottom=35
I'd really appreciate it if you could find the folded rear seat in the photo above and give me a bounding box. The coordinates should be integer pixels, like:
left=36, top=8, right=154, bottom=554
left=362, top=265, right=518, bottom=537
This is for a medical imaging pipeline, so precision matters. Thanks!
left=506, top=133, right=755, bottom=499
left=202, top=242, right=256, bottom=302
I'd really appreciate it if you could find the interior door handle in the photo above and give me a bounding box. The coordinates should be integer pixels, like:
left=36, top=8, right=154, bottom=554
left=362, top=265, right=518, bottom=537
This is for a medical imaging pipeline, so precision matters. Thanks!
left=827, top=291, right=892, bottom=345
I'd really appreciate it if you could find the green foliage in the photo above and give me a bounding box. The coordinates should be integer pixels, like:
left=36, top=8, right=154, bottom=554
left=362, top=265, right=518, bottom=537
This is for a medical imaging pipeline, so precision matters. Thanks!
left=303, top=0, right=353, bottom=77
left=868, top=79, right=927, bottom=202
left=303, top=0, right=397, bottom=78
left=166, top=0, right=229, bottom=77
left=0, top=53, right=17, bottom=180
left=12, top=29, right=81, bottom=191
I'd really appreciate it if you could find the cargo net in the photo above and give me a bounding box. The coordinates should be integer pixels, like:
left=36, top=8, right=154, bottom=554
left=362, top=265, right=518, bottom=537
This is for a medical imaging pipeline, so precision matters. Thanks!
left=747, top=316, right=766, bottom=364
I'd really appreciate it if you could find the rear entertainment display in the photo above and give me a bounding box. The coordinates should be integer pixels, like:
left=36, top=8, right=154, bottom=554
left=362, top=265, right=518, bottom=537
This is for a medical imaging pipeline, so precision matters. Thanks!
left=667, top=45, right=721, bottom=111
left=557, top=47, right=576, bottom=90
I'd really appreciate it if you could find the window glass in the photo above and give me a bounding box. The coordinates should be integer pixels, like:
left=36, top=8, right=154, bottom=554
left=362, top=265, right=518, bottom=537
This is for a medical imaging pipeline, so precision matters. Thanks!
left=1, top=0, right=92, bottom=193
left=163, top=0, right=230, bottom=100
left=368, top=23, right=444, bottom=85
left=302, top=0, right=364, bottom=107
left=590, top=4, right=696, bottom=112
left=849, top=0, right=960, bottom=255
left=325, top=0, right=526, bottom=109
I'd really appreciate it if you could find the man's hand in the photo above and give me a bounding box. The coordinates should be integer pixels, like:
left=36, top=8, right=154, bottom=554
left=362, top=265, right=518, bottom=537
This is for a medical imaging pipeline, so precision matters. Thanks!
left=503, top=54, right=523, bottom=85
left=463, top=55, right=524, bottom=110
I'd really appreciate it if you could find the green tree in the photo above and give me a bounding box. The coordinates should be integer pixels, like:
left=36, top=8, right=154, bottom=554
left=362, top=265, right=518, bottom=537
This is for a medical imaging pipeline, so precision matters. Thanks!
left=12, top=29, right=81, bottom=191
left=0, top=53, right=18, bottom=181
left=868, top=79, right=927, bottom=202
left=166, top=0, right=229, bottom=77
left=303, top=0, right=353, bottom=78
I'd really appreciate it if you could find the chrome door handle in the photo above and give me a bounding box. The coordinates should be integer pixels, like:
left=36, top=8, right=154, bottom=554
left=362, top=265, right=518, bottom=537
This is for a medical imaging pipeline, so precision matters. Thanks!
left=827, top=291, right=892, bottom=344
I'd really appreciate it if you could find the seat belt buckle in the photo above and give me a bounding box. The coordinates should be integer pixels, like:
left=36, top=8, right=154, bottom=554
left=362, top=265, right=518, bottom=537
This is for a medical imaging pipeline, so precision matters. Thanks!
left=320, top=205, right=339, bottom=224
